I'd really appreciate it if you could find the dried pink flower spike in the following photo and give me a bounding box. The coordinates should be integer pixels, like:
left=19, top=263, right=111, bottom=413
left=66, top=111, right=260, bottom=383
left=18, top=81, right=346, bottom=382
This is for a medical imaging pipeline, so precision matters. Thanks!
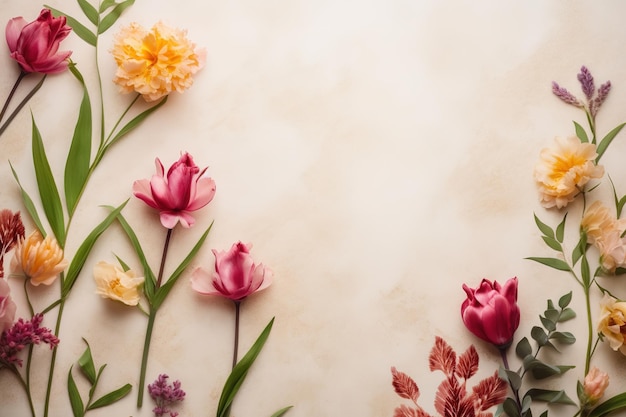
left=0, top=313, right=59, bottom=368
left=148, top=374, right=185, bottom=417
left=577, top=66, right=595, bottom=100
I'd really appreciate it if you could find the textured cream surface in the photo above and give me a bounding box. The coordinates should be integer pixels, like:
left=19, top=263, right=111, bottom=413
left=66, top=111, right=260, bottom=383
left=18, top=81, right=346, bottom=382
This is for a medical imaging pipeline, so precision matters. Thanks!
left=2, top=1, right=626, bottom=416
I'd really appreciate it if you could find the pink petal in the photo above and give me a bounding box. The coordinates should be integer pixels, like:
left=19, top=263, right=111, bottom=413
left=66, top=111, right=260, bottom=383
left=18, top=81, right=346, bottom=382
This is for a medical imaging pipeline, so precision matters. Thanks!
left=187, top=177, right=216, bottom=210
left=150, top=175, right=176, bottom=209
left=190, top=267, right=221, bottom=295
left=159, top=212, right=181, bottom=229
left=5, top=17, right=27, bottom=52
left=132, top=179, right=160, bottom=209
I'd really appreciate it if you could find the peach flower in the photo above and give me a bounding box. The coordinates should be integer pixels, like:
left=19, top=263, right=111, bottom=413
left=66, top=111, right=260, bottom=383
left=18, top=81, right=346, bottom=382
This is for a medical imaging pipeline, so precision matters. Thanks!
left=598, top=294, right=626, bottom=355
left=581, top=201, right=626, bottom=273
left=111, top=21, right=206, bottom=102
left=93, top=261, right=144, bottom=306
left=583, top=367, right=609, bottom=405
left=10, top=231, right=67, bottom=286
left=534, top=136, right=604, bottom=208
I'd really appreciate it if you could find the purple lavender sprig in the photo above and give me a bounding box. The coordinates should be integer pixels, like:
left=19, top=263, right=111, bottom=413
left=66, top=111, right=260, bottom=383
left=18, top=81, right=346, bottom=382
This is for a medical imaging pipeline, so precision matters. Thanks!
left=148, top=374, right=186, bottom=417
left=577, top=65, right=595, bottom=100
left=0, top=313, right=59, bottom=368
left=552, top=66, right=611, bottom=119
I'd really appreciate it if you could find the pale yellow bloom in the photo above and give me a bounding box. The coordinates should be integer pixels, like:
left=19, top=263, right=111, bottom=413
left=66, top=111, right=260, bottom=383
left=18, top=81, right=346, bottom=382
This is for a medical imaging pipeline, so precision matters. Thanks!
left=111, top=21, right=206, bottom=102
left=583, top=367, right=609, bottom=405
left=534, top=136, right=604, bottom=208
left=598, top=294, right=626, bottom=355
left=581, top=201, right=626, bottom=273
left=10, top=231, right=67, bottom=286
left=93, top=261, right=144, bottom=306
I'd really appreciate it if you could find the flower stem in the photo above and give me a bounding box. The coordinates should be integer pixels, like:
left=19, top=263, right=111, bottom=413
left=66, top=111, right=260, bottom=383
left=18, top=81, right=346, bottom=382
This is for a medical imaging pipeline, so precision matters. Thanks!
left=43, top=299, right=65, bottom=417
left=232, top=301, right=241, bottom=369
left=584, top=285, right=593, bottom=375
left=0, top=71, right=27, bottom=123
left=8, top=364, right=36, bottom=417
left=0, top=73, right=46, bottom=138
left=138, top=227, right=173, bottom=407
left=137, top=308, right=157, bottom=408
left=499, top=346, right=523, bottom=415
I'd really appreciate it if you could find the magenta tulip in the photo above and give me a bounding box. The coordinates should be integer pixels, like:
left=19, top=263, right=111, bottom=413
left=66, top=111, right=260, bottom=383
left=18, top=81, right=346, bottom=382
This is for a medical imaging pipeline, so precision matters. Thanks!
left=461, top=277, right=520, bottom=348
left=191, top=241, right=272, bottom=301
left=5, top=9, right=72, bottom=74
left=133, top=152, right=216, bottom=229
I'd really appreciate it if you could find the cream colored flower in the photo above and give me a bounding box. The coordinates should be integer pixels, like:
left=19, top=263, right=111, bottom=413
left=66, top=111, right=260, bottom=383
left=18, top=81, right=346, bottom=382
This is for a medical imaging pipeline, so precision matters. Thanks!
left=93, top=261, right=144, bottom=306
left=581, top=201, right=626, bottom=273
left=583, top=367, right=609, bottom=405
left=534, top=136, right=604, bottom=208
left=111, top=21, right=206, bottom=102
left=10, top=231, right=68, bottom=286
left=598, top=294, right=626, bottom=355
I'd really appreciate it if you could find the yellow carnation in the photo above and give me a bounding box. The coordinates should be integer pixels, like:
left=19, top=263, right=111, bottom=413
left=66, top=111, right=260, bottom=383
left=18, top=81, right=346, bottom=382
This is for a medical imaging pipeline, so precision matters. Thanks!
left=10, top=231, right=68, bottom=286
left=93, top=261, right=144, bottom=306
left=598, top=294, right=626, bottom=355
left=111, top=21, right=206, bottom=102
left=534, top=136, right=604, bottom=208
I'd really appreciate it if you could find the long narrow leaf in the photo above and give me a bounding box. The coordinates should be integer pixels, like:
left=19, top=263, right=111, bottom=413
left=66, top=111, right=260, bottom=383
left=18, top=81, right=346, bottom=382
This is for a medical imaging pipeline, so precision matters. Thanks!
left=87, top=384, right=132, bottom=410
left=104, top=96, right=168, bottom=153
left=589, top=392, right=626, bottom=417
left=217, top=318, right=275, bottom=417
left=270, top=406, right=293, bottom=417
left=31, top=115, right=66, bottom=246
left=68, top=367, right=85, bottom=417
left=112, top=211, right=157, bottom=300
left=526, top=257, right=570, bottom=271
left=98, top=0, right=135, bottom=34
left=9, top=161, right=46, bottom=235
left=77, top=0, right=99, bottom=25
left=596, top=123, right=626, bottom=161
left=99, top=0, right=118, bottom=12
left=64, top=66, right=92, bottom=216
left=153, top=221, right=213, bottom=309
left=62, top=201, right=128, bottom=296
left=45, top=6, right=96, bottom=46
left=78, top=339, right=97, bottom=385
left=574, top=121, right=589, bottom=143
left=533, top=214, right=554, bottom=239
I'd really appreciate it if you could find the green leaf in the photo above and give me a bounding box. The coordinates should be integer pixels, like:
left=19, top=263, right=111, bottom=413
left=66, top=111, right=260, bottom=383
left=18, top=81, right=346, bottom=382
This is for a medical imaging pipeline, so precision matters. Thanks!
left=114, top=254, right=131, bottom=272
left=45, top=6, right=96, bottom=46
left=526, top=388, right=576, bottom=405
left=31, top=115, right=66, bottom=246
left=505, top=370, right=522, bottom=391
left=558, top=292, right=572, bottom=308
left=588, top=392, right=626, bottom=417
left=574, top=121, right=589, bottom=143
left=540, top=316, right=556, bottom=332
left=77, top=0, right=99, bottom=25
left=68, top=367, right=85, bottom=417
left=596, top=123, right=626, bottom=162
left=581, top=254, right=591, bottom=287
left=87, top=384, right=132, bottom=409
left=78, top=339, right=97, bottom=384
left=502, top=398, right=521, bottom=417
left=112, top=211, right=156, bottom=301
left=62, top=201, right=128, bottom=297
left=531, top=326, right=548, bottom=346
left=544, top=308, right=559, bottom=323
left=64, top=66, right=92, bottom=217
left=153, top=221, right=213, bottom=309
left=549, top=331, right=576, bottom=344
left=9, top=161, right=46, bottom=235
left=534, top=214, right=555, bottom=239
left=216, top=318, right=275, bottom=417
left=571, top=233, right=587, bottom=266
left=558, top=308, right=576, bottom=322
left=515, top=337, right=532, bottom=359
left=541, top=236, right=562, bottom=252
left=270, top=406, right=293, bottom=417
left=530, top=362, right=574, bottom=379
left=98, top=0, right=135, bottom=34
left=103, top=96, right=168, bottom=155
left=526, top=257, right=570, bottom=271
left=555, top=213, right=567, bottom=243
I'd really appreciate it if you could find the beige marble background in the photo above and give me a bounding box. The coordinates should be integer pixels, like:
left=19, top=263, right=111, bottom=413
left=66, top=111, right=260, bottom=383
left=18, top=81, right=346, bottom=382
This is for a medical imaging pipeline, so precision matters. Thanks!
left=2, top=1, right=626, bottom=416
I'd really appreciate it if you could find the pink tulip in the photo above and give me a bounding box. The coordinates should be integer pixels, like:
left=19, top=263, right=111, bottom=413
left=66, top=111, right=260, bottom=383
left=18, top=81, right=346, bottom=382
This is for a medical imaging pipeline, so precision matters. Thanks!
left=0, top=278, right=16, bottom=333
left=461, top=277, right=520, bottom=348
left=133, top=152, right=216, bottom=229
left=5, top=9, right=72, bottom=74
left=191, top=242, right=272, bottom=301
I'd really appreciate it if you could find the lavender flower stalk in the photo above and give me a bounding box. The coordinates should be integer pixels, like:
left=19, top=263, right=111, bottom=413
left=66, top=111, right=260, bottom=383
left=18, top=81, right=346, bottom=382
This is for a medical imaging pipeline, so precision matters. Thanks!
left=148, top=374, right=185, bottom=417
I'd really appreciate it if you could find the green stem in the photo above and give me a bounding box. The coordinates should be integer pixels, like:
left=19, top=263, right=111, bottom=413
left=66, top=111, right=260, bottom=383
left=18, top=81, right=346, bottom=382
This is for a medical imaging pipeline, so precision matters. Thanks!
left=137, top=308, right=157, bottom=408
left=584, top=284, right=593, bottom=375
left=0, top=74, right=46, bottom=138
left=0, top=71, right=27, bottom=123
left=43, top=300, right=65, bottom=417
left=499, top=346, right=524, bottom=416
left=8, top=364, right=37, bottom=417
left=232, top=301, right=241, bottom=369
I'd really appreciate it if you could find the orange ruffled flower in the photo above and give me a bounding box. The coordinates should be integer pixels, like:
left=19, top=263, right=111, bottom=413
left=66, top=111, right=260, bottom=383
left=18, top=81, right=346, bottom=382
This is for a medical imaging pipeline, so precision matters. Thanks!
left=581, top=201, right=626, bottom=273
left=534, top=136, right=604, bottom=208
left=111, top=21, right=206, bottom=102
left=10, top=231, right=68, bottom=286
